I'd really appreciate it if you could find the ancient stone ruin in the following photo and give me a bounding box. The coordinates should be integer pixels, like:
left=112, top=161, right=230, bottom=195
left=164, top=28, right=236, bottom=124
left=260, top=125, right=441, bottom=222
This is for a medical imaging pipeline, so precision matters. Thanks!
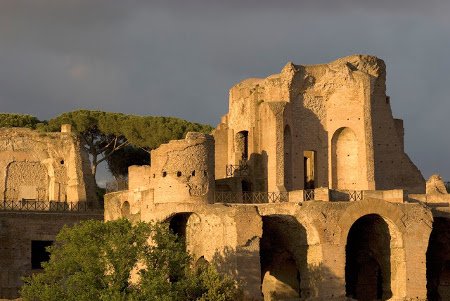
left=0, top=125, right=102, bottom=299
left=105, top=55, right=450, bottom=300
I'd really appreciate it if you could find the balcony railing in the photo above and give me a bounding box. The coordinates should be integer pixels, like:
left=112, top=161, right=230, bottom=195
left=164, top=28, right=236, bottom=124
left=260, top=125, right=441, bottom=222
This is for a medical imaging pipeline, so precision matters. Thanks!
left=226, top=162, right=249, bottom=178
left=0, top=200, right=99, bottom=212
left=304, top=189, right=315, bottom=201
left=348, top=190, right=363, bottom=202
left=214, top=191, right=289, bottom=204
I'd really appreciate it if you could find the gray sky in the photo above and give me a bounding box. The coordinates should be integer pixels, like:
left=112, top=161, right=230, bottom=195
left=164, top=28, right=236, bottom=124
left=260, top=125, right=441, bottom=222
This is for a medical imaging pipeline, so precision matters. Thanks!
left=1, top=0, right=449, bottom=181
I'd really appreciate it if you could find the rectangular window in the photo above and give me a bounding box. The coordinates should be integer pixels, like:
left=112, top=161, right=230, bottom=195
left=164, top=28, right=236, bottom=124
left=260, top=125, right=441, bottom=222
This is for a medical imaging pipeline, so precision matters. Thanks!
left=304, top=150, right=316, bottom=189
left=31, top=240, right=53, bottom=269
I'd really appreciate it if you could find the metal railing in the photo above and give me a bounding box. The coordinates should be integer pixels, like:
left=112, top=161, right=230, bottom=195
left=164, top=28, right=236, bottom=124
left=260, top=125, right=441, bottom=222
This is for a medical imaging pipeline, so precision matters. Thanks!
left=304, top=189, right=315, bottom=201
left=225, top=162, right=250, bottom=178
left=348, top=190, right=363, bottom=202
left=0, top=200, right=99, bottom=212
left=214, top=191, right=289, bottom=204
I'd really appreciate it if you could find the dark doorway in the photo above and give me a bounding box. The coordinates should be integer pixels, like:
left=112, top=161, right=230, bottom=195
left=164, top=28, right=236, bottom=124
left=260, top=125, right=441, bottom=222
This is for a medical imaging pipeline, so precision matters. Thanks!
left=241, top=180, right=253, bottom=203
left=260, top=215, right=303, bottom=300
left=346, top=214, right=392, bottom=300
left=169, top=213, right=193, bottom=247
left=31, top=240, right=53, bottom=269
left=235, top=131, right=249, bottom=162
left=427, top=217, right=450, bottom=301
left=303, top=150, right=316, bottom=189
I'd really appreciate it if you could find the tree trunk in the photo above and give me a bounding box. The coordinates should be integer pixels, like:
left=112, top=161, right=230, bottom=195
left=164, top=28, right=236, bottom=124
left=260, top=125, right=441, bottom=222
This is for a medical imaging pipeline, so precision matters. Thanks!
left=91, top=155, right=98, bottom=178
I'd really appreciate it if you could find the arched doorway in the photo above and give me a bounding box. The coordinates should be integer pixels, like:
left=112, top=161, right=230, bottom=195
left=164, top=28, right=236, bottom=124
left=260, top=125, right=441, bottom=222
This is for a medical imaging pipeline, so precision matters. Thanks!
left=427, top=217, right=450, bottom=300
left=331, top=127, right=359, bottom=190
left=284, top=125, right=292, bottom=191
left=260, top=215, right=305, bottom=300
left=167, top=212, right=197, bottom=247
left=345, top=214, right=392, bottom=300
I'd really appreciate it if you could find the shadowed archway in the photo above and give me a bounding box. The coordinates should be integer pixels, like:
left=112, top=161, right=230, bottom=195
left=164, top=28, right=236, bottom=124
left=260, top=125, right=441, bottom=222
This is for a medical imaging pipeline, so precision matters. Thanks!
left=345, top=214, right=392, bottom=300
left=260, top=215, right=308, bottom=300
left=427, top=217, right=450, bottom=301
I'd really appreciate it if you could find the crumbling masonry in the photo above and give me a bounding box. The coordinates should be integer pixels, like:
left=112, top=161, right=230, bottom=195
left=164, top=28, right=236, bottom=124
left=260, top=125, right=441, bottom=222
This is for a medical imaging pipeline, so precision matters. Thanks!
left=0, top=126, right=102, bottom=299
left=114, top=55, right=450, bottom=300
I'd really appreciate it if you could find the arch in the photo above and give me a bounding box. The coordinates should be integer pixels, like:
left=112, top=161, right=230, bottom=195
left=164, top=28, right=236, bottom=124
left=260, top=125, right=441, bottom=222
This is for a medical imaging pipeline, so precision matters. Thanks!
left=259, top=214, right=323, bottom=300
left=165, top=212, right=201, bottom=248
left=345, top=214, right=391, bottom=300
left=121, top=201, right=130, bottom=218
left=427, top=217, right=450, bottom=300
left=340, top=202, right=406, bottom=300
left=331, top=127, right=359, bottom=190
left=283, top=125, right=292, bottom=191
left=4, top=161, right=49, bottom=201
left=260, top=215, right=302, bottom=300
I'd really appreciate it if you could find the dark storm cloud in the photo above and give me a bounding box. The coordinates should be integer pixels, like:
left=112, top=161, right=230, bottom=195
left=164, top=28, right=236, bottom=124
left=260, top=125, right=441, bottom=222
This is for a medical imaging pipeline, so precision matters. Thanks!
left=0, top=0, right=449, bottom=180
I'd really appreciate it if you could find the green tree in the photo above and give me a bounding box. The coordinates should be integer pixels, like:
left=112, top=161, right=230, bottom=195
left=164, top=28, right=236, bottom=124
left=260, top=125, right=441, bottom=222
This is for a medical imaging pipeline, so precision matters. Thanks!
left=44, top=110, right=213, bottom=179
left=21, top=219, right=240, bottom=301
left=45, top=110, right=130, bottom=177
left=105, top=146, right=149, bottom=180
left=0, top=113, right=41, bottom=128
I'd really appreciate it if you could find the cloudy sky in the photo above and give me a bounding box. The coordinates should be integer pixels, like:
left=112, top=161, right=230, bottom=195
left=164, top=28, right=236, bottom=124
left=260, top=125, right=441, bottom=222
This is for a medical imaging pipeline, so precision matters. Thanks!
left=1, top=0, right=449, bottom=181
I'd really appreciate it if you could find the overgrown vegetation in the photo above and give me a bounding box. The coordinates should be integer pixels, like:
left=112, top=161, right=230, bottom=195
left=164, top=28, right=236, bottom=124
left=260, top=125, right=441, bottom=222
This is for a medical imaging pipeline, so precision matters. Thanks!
left=21, top=219, right=240, bottom=301
left=0, top=111, right=213, bottom=180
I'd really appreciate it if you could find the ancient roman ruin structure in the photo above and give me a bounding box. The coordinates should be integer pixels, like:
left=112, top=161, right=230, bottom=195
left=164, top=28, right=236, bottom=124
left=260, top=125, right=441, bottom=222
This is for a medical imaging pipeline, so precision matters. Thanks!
left=0, top=125, right=102, bottom=299
left=105, top=55, right=450, bottom=301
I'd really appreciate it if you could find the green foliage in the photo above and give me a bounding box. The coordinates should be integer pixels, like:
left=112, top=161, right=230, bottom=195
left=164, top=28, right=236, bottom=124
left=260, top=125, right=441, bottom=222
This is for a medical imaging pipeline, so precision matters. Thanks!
left=0, top=109, right=213, bottom=181
left=42, top=110, right=213, bottom=179
left=0, top=113, right=41, bottom=128
left=106, top=146, right=150, bottom=179
left=121, top=115, right=213, bottom=149
left=21, top=219, right=240, bottom=301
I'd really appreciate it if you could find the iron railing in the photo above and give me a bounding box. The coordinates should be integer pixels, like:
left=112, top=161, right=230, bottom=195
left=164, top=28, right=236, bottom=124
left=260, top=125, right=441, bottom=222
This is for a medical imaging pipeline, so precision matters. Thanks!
left=214, top=191, right=289, bottom=204
left=304, top=189, right=315, bottom=201
left=225, top=162, right=249, bottom=178
left=348, top=190, right=363, bottom=202
left=0, top=200, right=99, bottom=212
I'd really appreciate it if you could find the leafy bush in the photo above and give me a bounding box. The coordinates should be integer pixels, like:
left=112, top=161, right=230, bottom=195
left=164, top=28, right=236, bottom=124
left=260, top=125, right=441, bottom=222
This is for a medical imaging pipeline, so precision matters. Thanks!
left=21, top=219, right=240, bottom=301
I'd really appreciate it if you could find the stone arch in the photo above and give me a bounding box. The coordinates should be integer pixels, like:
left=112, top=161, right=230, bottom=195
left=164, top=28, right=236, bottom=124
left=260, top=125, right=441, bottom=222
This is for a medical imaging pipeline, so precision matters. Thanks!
left=284, top=125, right=292, bottom=191
left=259, top=213, right=323, bottom=300
left=121, top=201, right=131, bottom=218
left=427, top=217, right=450, bottom=300
left=4, top=161, right=49, bottom=201
left=339, top=200, right=406, bottom=300
left=164, top=212, right=201, bottom=248
left=331, top=127, right=359, bottom=190
left=345, top=214, right=391, bottom=300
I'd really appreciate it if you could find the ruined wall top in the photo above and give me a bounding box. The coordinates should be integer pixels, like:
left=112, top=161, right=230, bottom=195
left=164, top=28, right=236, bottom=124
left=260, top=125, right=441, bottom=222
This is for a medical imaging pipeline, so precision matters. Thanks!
left=0, top=127, right=97, bottom=203
left=150, top=132, right=215, bottom=204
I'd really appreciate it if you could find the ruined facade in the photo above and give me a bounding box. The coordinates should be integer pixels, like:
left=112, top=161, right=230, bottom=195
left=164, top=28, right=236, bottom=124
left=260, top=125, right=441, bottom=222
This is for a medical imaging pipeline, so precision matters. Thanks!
left=0, top=126, right=97, bottom=204
left=0, top=126, right=102, bottom=299
left=105, top=55, right=450, bottom=301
